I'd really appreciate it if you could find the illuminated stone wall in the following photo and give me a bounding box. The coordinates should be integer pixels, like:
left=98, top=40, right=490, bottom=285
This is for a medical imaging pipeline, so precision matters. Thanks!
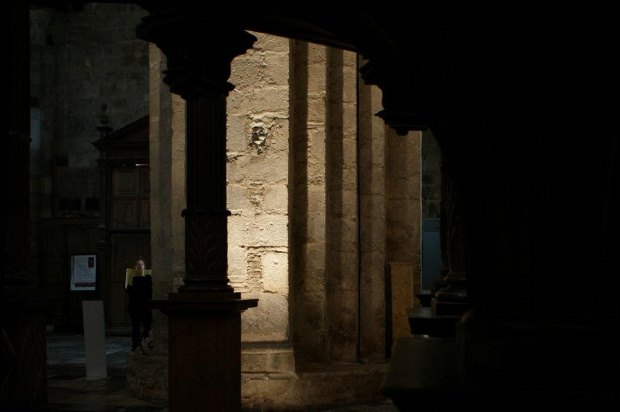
left=227, top=33, right=291, bottom=344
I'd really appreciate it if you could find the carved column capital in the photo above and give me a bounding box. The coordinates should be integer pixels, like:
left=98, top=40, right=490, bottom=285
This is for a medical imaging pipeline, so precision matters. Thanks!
left=359, top=60, right=431, bottom=135
left=136, top=7, right=256, bottom=100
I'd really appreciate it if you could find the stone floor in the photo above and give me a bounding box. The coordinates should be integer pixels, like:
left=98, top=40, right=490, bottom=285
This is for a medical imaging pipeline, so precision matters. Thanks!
left=46, top=332, right=166, bottom=412
left=46, top=332, right=398, bottom=411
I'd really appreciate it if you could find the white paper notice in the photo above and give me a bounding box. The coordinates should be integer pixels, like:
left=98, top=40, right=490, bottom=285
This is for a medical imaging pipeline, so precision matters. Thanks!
left=70, top=255, right=96, bottom=291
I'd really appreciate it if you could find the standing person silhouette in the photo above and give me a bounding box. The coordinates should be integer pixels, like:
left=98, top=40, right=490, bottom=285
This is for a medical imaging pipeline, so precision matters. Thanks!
left=125, top=256, right=152, bottom=351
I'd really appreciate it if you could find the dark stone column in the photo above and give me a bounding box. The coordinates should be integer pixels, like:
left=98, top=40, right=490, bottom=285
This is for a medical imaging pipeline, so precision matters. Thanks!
left=434, top=162, right=468, bottom=316
left=136, top=9, right=258, bottom=411
left=429, top=157, right=450, bottom=296
left=2, top=1, right=56, bottom=409
left=407, top=160, right=467, bottom=336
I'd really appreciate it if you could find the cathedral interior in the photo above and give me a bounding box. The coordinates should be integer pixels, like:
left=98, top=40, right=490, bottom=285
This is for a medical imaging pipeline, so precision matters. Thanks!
left=4, top=3, right=619, bottom=411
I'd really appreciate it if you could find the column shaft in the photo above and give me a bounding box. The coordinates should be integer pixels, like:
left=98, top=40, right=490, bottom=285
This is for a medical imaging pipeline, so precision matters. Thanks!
left=136, top=9, right=258, bottom=411
left=182, top=96, right=232, bottom=294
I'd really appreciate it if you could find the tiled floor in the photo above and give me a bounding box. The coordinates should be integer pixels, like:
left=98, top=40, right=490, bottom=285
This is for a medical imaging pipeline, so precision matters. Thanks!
left=46, top=332, right=398, bottom=411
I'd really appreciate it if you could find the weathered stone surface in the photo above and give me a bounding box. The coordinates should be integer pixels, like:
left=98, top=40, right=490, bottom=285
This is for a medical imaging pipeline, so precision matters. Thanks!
left=228, top=214, right=288, bottom=246
left=227, top=115, right=252, bottom=154
left=262, top=250, right=289, bottom=294
left=242, top=347, right=296, bottom=373
left=228, top=86, right=289, bottom=113
left=242, top=292, right=289, bottom=342
left=243, top=154, right=290, bottom=183
left=308, top=66, right=327, bottom=90
left=228, top=244, right=248, bottom=278
left=262, top=184, right=289, bottom=214
left=386, top=130, right=422, bottom=269
left=232, top=52, right=290, bottom=89
left=126, top=353, right=168, bottom=405
left=388, top=262, right=415, bottom=340
left=242, top=364, right=389, bottom=411
left=358, top=76, right=388, bottom=362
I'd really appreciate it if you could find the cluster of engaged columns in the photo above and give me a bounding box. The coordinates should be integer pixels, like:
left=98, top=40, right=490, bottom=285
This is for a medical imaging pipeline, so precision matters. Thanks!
left=137, top=28, right=413, bottom=408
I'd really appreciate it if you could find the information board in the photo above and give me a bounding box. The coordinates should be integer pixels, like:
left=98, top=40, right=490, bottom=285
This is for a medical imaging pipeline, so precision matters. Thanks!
left=70, top=255, right=97, bottom=291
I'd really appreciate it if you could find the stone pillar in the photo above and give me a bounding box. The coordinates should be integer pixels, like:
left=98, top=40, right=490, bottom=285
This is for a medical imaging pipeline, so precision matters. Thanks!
left=136, top=10, right=258, bottom=411
left=384, top=127, right=422, bottom=348
left=434, top=162, right=468, bottom=316
left=431, top=156, right=450, bottom=294
left=359, top=59, right=422, bottom=353
left=405, top=156, right=468, bottom=337
left=289, top=40, right=329, bottom=367
left=357, top=57, right=387, bottom=362
left=325, top=47, right=359, bottom=363
left=2, top=1, right=56, bottom=409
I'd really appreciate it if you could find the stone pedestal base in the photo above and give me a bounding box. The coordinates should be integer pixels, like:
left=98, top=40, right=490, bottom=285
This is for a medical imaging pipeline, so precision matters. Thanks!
left=151, top=295, right=257, bottom=411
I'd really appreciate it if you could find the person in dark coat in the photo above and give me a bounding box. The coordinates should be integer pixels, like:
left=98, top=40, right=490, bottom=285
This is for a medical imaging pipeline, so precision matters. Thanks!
left=125, top=256, right=152, bottom=351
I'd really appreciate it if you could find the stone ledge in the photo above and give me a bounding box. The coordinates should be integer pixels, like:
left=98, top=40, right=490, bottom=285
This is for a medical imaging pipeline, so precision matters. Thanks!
left=243, top=363, right=389, bottom=411
left=242, top=346, right=296, bottom=373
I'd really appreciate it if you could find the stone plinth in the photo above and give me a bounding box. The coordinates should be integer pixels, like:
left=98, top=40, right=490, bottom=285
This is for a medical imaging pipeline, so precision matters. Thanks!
left=152, top=295, right=258, bottom=411
left=243, top=363, right=389, bottom=411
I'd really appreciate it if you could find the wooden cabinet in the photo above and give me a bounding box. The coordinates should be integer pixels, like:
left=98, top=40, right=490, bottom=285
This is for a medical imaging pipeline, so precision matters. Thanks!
left=94, top=115, right=150, bottom=334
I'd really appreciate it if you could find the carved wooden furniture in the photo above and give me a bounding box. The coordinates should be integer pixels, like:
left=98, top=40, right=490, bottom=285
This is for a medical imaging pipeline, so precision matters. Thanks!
left=93, top=115, right=151, bottom=334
